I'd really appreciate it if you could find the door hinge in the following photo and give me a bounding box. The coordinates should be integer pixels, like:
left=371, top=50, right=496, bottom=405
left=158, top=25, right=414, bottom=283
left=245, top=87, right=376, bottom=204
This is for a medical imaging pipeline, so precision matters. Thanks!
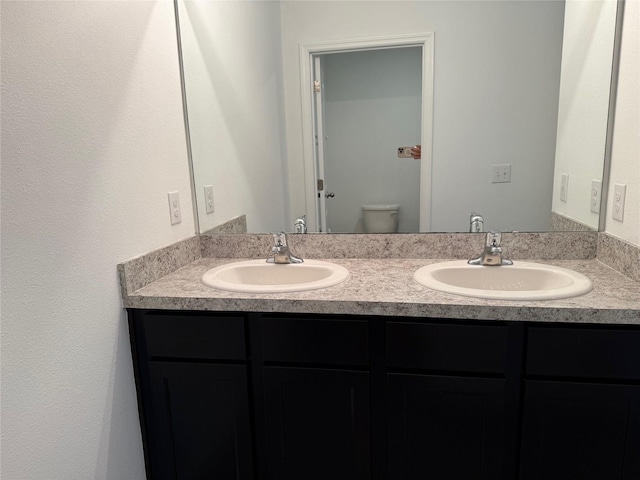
left=317, top=179, right=324, bottom=191
left=313, top=81, right=321, bottom=93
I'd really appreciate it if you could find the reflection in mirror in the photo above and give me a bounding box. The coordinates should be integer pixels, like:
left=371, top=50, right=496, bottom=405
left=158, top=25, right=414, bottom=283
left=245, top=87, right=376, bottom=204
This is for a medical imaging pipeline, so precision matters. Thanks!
left=312, top=44, right=427, bottom=233
left=175, top=0, right=618, bottom=234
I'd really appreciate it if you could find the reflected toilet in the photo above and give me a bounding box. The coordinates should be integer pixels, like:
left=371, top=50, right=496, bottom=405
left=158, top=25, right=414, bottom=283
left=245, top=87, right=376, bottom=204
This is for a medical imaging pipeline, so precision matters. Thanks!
left=362, top=204, right=400, bottom=233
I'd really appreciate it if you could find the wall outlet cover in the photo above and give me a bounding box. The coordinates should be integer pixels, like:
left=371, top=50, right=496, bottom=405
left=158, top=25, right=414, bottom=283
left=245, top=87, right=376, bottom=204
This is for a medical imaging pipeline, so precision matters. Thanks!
left=204, top=185, right=215, bottom=214
left=612, top=183, right=626, bottom=222
left=492, top=164, right=512, bottom=183
left=590, top=180, right=602, bottom=214
left=168, top=191, right=182, bottom=225
left=560, top=173, right=569, bottom=203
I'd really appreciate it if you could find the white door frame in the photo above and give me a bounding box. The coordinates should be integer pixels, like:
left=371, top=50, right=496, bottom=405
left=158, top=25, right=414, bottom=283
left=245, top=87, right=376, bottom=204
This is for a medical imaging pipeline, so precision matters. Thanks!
left=298, top=33, right=435, bottom=232
left=312, top=56, right=328, bottom=232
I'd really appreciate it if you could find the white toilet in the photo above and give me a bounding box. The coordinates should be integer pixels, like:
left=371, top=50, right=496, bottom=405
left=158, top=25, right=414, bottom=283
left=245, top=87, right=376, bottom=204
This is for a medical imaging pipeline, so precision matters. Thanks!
left=362, top=204, right=400, bottom=233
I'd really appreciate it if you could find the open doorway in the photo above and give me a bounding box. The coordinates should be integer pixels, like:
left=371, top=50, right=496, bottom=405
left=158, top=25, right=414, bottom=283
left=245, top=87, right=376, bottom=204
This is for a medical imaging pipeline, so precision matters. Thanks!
left=300, top=34, right=434, bottom=232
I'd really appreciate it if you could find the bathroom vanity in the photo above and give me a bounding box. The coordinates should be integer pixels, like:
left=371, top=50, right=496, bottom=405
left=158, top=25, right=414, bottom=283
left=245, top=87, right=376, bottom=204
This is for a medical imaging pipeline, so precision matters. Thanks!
left=120, top=234, right=640, bottom=480
left=128, top=309, right=640, bottom=480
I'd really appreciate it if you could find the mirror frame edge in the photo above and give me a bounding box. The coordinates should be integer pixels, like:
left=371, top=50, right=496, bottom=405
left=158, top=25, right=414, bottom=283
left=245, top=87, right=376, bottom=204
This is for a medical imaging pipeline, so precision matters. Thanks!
left=598, top=0, right=625, bottom=232
left=173, top=0, right=201, bottom=234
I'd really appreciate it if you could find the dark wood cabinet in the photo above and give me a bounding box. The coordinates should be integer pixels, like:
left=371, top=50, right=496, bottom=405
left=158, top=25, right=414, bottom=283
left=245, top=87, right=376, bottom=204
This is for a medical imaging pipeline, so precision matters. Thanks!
left=128, top=310, right=253, bottom=480
left=387, top=322, right=508, bottom=374
left=525, top=326, right=640, bottom=381
left=387, top=321, right=518, bottom=480
left=520, top=326, right=640, bottom=479
left=388, top=374, right=508, bottom=480
left=257, top=315, right=371, bottom=480
left=262, top=367, right=371, bottom=480
left=128, top=309, right=640, bottom=480
left=520, top=381, right=640, bottom=480
left=147, top=362, right=253, bottom=480
left=260, top=316, right=369, bottom=367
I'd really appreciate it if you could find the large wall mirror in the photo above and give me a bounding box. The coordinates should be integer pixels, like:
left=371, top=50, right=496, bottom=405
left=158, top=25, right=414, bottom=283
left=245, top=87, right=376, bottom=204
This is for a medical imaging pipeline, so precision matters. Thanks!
left=175, top=0, right=621, bottom=235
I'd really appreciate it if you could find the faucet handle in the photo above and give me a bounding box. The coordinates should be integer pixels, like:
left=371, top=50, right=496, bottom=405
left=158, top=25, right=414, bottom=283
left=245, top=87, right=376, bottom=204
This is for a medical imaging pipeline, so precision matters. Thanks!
left=267, top=232, right=303, bottom=264
left=294, top=215, right=307, bottom=234
left=469, top=212, right=484, bottom=233
left=469, top=230, right=511, bottom=266
left=272, top=232, right=288, bottom=247
left=486, top=230, right=502, bottom=247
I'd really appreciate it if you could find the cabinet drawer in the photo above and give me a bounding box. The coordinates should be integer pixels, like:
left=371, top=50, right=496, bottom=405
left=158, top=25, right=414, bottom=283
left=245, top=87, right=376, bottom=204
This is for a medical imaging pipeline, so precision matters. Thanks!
left=526, top=327, right=640, bottom=380
left=387, top=322, right=508, bottom=374
left=261, top=317, right=369, bottom=366
left=142, top=312, right=246, bottom=360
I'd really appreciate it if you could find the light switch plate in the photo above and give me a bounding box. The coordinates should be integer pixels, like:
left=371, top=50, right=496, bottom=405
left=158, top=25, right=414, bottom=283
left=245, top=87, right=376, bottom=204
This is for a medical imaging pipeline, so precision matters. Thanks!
left=492, top=164, right=511, bottom=183
left=590, top=180, right=602, bottom=214
left=204, top=185, right=215, bottom=214
left=168, top=191, right=182, bottom=225
left=612, top=183, right=626, bottom=222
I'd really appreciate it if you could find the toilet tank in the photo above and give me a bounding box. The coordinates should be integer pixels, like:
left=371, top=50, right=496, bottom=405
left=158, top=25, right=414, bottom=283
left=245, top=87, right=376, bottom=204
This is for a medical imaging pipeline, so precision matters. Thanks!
left=362, top=204, right=400, bottom=233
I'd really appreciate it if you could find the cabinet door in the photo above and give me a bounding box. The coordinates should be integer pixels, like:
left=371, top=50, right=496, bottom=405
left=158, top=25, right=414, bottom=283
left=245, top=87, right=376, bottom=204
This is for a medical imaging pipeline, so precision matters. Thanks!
left=262, top=367, right=371, bottom=480
left=146, top=362, right=253, bottom=480
left=520, top=381, right=640, bottom=480
left=388, top=373, right=508, bottom=480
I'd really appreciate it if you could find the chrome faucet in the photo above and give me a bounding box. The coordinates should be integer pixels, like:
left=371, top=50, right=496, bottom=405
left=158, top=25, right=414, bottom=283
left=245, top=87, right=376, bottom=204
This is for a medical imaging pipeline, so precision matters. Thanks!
left=468, top=231, right=513, bottom=266
left=267, top=232, right=303, bottom=264
left=469, top=212, right=484, bottom=233
left=294, top=215, right=307, bottom=234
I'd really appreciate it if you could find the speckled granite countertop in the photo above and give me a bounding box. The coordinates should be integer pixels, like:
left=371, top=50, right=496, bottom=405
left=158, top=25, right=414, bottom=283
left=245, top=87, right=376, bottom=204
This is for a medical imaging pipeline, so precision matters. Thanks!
left=121, top=257, right=640, bottom=325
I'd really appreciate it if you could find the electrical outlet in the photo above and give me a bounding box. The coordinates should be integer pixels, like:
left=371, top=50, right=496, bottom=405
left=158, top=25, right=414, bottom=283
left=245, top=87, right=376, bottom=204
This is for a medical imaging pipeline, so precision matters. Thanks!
left=204, top=185, right=215, bottom=214
left=168, top=191, right=182, bottom=225
left=492, top=164, right=511, bottom=183
left=612, top=183, right=626, bottom=222
left=560, top=173, right=569, bottom=202
left=590, top=180, right=602, bottom=214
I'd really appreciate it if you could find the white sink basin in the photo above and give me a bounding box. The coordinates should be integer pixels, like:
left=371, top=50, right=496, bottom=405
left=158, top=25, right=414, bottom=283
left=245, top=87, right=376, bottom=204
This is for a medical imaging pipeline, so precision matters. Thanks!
left=414, top=260, right=592, bottom=300
left=201, top=259, right=350, bottom=293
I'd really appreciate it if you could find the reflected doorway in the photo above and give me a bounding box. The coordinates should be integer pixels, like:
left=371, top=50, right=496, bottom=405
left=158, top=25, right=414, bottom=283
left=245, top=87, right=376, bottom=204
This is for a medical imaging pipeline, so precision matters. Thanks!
left=301, top=34, right=434, bottom=233
left=313, top=47, right=423, bottom=233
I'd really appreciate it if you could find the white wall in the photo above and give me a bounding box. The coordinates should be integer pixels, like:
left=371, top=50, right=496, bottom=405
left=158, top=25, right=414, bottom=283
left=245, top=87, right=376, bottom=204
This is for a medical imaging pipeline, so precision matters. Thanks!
left=1, top=2, right=193, bottom=478
left=552, top=0, right=617, bottom=228
left=322, top=48, right=422, bottom=233
left=178, top=0, right=289, bottom=233
left=281, top=0, right=565, bottom=232
left=605, top=0, right=640, bottom=246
